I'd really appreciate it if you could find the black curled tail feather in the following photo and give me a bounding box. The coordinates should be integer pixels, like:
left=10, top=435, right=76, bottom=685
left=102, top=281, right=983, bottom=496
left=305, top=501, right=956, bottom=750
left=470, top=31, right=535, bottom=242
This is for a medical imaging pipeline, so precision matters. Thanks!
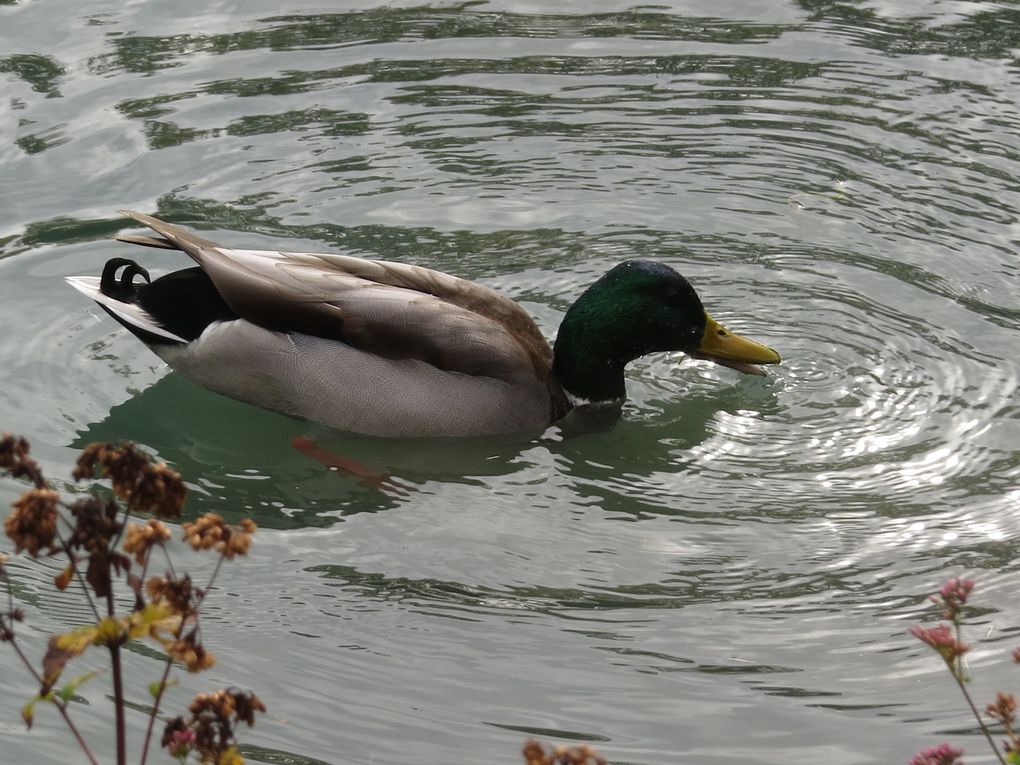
left=100, top=258, right=151, bottom=302
left=90, top=257, right=239, bottom=344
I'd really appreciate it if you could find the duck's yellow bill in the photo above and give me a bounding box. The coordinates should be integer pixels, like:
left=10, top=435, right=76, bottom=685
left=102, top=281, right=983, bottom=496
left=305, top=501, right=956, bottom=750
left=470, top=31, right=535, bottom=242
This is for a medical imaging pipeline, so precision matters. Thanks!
left=689, top=314, right=781, bottom=377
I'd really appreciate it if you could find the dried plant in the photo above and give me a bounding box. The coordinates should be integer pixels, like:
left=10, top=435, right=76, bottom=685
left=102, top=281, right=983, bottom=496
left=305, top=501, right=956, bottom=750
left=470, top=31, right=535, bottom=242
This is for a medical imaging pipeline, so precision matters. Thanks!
left=0, top=433, right=264, bottom=765
left=522, top=739, right=607, bottom=765
left=909, top=576, right=1020, bottom=765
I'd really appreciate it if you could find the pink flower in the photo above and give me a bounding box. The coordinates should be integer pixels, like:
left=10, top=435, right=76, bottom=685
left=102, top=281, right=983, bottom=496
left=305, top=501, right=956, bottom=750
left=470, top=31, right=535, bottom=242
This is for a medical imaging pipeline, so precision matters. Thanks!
left=909, top=742, right=965, bottom=765
left=909, top=624, right=970, bottom=666
left=930, top=577, right=974, bottom=622
left=165, top=727, right=196, bottom=759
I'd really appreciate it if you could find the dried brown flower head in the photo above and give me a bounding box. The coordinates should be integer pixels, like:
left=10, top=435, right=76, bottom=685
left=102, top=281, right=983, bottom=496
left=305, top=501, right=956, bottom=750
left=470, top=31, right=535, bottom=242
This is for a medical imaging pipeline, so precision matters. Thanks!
left=66, top=495, right=122, bottom=555
left=2, top=435, right=265, bottom=765
left=189, top=688, right=265, bottom=727
left=986, top=691, right=1017, bottom=725
left=147, top=573, right=197, bottom=617
left=73, top=442, right=186, bottom=518
left=62, top=494, right=130, bottom=597
left=123, top=518, right=172, bottom=565
left=163, top=688, right=265, bottom=764
left=182, top=514, right=255, bottom=560
left=522, top=739, right=608, bottom=765
left=0, top=432, right=46, bottom=488
left=4, top=488, right=60, bottom=557
left=166, top=633, right=215, bottom=673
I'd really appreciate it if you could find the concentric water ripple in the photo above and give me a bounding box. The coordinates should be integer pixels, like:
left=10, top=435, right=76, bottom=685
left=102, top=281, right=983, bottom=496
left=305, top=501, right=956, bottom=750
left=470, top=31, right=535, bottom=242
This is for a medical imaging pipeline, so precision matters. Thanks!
left=3, top=2, right=1020, bottom=764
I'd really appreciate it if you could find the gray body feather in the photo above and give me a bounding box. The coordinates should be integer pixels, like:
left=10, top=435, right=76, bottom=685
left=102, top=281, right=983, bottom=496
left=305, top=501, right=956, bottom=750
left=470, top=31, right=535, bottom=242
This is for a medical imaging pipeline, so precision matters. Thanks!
left=158, top=321, right=554, bottom=437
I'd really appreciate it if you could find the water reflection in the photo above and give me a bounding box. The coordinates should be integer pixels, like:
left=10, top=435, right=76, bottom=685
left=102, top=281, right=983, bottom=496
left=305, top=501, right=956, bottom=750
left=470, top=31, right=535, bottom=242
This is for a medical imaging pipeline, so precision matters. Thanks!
left=71, top=364, right=772, bottom=526
left=3, top=0, right=1020, bottom=763
left=0, top=53, right=64, bottom=96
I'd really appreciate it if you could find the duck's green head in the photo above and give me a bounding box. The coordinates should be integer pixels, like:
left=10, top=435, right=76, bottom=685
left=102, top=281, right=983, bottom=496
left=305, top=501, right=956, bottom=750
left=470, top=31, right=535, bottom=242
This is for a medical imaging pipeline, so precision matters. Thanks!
left=552, top=260, right=780, bottom=404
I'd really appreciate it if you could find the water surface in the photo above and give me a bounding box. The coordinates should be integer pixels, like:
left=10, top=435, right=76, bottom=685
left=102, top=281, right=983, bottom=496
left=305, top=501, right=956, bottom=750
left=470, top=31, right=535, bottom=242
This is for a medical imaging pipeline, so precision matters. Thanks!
left=2, top=1, right=1020, bottom=763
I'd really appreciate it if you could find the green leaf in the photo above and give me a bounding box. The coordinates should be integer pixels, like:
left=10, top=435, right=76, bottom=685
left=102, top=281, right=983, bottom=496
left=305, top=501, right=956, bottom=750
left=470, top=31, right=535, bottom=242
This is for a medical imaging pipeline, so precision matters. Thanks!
left=57, top=670, right=100, bottom=703
left=148, top=677, right=177, bottom=699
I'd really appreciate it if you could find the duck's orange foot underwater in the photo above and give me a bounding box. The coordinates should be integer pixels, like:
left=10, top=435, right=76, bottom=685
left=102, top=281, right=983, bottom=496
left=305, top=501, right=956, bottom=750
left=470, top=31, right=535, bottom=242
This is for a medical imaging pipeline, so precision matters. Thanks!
left=291, top=436, right=403, bottom=493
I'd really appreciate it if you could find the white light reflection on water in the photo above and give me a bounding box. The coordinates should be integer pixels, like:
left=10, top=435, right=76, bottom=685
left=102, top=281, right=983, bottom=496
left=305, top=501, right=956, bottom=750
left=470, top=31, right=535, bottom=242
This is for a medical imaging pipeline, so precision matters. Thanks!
left=1, top=2, right=1020, bottom=764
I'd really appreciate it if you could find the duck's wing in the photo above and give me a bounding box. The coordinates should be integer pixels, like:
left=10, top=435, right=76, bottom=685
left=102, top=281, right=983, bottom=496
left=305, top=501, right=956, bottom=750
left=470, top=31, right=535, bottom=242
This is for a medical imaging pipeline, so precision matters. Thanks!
left=117, top=211, right=557, bottom=387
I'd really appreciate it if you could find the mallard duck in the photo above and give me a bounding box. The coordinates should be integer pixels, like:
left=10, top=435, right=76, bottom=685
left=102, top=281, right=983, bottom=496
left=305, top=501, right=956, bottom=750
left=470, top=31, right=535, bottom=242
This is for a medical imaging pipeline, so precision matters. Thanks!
left=67, top=211, right=780, bottom=437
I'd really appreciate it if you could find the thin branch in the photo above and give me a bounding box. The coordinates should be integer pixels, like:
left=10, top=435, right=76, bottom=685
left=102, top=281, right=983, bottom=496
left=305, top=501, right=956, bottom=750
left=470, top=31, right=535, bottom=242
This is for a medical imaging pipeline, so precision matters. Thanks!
left=190, top=553, right=228, bottom=644
left=4, top=619, right=99, bottom=765
left=144, top=546, right=229, bottom=762
left=201, top=553, right=227, bottom=600
left=53, top=698, right=99, bottom=765
left=139, top=548, right=153, bottom=585
left=110, top=500, right=133, bottom=552
left=3, top=617, right=42, bottom=684
left=1003, top=716, right=1017, bottom=751
left=4, top=569, right=15, bottom=614
left=138, top=541, right=185, bottom=765
left=53, top=513, right=99, bottom=622
left=138, top=653, right=175, bottom=765
left=162, top=543, right=177, bottom=579
left=951, top=671, right=1008, bottom=765
left=943, top=614, right=1006, bottom=764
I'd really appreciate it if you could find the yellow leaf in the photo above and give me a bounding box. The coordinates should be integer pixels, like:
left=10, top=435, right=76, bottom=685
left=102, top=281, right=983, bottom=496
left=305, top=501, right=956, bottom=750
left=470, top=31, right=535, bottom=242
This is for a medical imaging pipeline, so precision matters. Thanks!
left=95, top=617, right=123, bottom=645
left=128, top=602, right=179, bottom=640
left=52, top=625, right=99, bottom=655
left=42, top=604, right=182, bottom=692
left=217, top=746, right=244, bottom=765
left=42, top=623, right=105, bottom=691
left=21, top=698, right=36, bottom=729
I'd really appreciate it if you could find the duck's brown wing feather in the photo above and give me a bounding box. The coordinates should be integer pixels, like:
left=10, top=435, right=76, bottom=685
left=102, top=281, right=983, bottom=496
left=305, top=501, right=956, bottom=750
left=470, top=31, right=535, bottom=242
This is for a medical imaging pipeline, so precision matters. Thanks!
left=117, top=211, right=567, bottom=415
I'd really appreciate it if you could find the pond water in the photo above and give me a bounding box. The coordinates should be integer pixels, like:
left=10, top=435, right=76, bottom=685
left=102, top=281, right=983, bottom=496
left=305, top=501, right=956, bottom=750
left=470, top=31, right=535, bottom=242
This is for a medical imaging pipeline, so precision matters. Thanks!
left=2, top=1, right=1020, bottom=763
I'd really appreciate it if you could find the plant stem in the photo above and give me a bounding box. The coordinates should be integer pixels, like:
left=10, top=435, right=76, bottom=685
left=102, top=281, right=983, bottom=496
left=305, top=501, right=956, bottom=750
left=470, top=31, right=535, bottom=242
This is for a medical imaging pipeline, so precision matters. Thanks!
left=202, top=553, right=226, bottom=599
left=947, top=618, right=1005, bottom=765
left=55, top=698, right=100, bottom=765
left=139, top=543, right=183, bottom=765
left=109, top=643, right=127, bottom=765
left=951, top=671, right=1008, bottom=765
left=106, top=589, right=127, bottom=765
left=1004, top=717, right=1018, bottom=752
left=141, top=550, right=228, bottom=764
left=6, top=625, right=99, bottom=765
left=139, top=656, right=175, bottom=765
left=53, top=514, right=100, bottom=621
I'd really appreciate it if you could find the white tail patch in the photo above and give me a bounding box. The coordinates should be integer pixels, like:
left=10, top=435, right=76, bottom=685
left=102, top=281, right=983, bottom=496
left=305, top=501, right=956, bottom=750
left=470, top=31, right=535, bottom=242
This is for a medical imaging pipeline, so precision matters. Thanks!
left=65, top=276, right=187, bottom=344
